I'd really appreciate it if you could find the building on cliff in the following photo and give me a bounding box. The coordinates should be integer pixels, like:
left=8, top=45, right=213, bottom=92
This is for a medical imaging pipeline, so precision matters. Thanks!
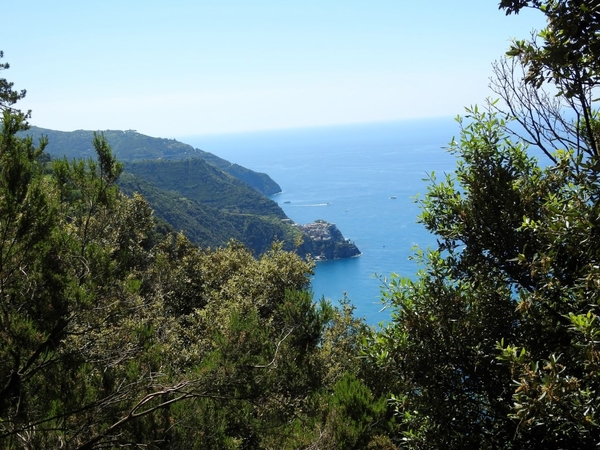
left=294, top=219, right=361, bottom=260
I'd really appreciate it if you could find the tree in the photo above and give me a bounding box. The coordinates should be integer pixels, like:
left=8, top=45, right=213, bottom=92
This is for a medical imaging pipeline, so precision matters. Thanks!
left=369, top=107, right=600, bottom=450
left=0, top=103, right=171, bottom=447
left=366, top=110, right=537, bottom=448
left=364, top=2, right=600, bottom=448
left=0, top=50, right=376, bottom=449
left=0, top=119, right=336, bottom=447
left=500, top=0, right=600, bottom=158
left=0, top=51, right=29, bottom=121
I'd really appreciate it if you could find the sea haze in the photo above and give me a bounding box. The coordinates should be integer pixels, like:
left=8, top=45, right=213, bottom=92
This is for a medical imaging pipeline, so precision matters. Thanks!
left=182, top=118, right=459, bottom=324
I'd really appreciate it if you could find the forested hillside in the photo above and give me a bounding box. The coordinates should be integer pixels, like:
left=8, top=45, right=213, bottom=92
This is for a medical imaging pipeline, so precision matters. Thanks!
left=2, top=1, right=600, bottom=448
left=23, top=126, right=282, bottom=196
left=21, top=126, right=360, bottom=258
left=20, top=126, right=308, bottom=255
left=124, top=158, right=284, bottom=217
left=117, top=171, right=304, bottom=255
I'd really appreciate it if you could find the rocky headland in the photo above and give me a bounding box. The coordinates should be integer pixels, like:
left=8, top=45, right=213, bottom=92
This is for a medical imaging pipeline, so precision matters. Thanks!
left=295, top=219, right=361, bottom=260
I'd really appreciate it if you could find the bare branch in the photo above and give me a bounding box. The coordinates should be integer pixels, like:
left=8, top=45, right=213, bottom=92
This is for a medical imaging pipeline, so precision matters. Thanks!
left=488, top=57, right=587, bottom=163
left=251, top=326, right=295, bottom=369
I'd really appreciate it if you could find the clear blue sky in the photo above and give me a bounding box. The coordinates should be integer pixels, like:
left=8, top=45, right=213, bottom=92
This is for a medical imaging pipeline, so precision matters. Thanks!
left=2, top=1, right=544, bottom=138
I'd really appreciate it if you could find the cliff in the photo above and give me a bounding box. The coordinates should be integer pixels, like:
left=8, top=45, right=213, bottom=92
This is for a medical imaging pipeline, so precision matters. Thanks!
left=296, top=220, right=361, bottom=260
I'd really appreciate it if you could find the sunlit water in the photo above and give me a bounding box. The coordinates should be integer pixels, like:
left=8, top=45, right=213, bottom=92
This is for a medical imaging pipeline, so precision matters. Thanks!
left=181, top=118, right=459, bottom=324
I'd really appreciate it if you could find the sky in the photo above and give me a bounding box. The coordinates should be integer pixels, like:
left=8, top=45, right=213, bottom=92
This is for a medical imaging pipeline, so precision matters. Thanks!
left=2, top=1, right=545, bottom=138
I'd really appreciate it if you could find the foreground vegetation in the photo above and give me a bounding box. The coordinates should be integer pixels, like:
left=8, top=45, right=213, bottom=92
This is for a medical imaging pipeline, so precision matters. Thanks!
left=2, top=1, right=600, bottom=448
left=0, top=105, right=384, bottom=447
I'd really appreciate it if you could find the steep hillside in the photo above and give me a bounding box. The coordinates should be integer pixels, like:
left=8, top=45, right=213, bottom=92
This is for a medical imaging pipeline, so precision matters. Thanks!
left=124, top=158, right=284, bottom=218
left=118, top=173, right=304, bottom=255
left=22, top=126, right=281, bottom=196
left=195, top=149, right=282, bottom=195
left=20, top=126, right=359, bottom=258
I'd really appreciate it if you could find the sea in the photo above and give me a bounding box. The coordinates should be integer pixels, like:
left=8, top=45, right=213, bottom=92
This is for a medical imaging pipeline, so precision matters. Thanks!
left=182, top=117, right=459, bottom=325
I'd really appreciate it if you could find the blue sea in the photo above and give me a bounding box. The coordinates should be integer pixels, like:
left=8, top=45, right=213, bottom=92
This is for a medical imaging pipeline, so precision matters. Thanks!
left=182, top=117, right=459, bottom=324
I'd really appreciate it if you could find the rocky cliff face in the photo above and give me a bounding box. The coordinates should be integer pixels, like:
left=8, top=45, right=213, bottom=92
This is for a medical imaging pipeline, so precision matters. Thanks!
left=296, top=220, right=361, bottom=260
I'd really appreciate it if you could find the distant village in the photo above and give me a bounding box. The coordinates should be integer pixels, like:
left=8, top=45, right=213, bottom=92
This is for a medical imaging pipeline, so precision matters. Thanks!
left=288, top=219, right=360, bottom=260
left=295, top=219, right=337, bottom=241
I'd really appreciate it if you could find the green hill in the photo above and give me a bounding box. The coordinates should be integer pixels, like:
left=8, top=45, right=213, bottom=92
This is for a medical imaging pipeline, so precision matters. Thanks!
left=19, top=126, right=304, bottom=255
left=194, top=148, right=282, bottom=196
left=22, top=126, right=282, bottom=196
left=117, top=172, right=304, bottom=255
left=123, top=158, right=284, bottom=218
left=20, top=126, right=358, bottom=258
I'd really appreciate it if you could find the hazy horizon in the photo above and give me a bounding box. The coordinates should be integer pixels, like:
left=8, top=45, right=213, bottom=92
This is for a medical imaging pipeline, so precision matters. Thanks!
left=4, top=1, right=544, bottom=138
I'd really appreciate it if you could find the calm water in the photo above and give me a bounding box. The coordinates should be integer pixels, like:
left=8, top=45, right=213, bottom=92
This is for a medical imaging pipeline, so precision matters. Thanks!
left=181, top=118, right=458, bottom=324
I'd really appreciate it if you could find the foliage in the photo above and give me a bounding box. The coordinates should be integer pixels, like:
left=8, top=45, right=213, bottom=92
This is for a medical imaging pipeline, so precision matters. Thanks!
left=501, top=0, right=600, bottom=94
left=0, top=59, right=356, bottom=450
left=366, top=112, right=530, bottom=447
left=326, top=374, right=390, bottom=449
left=21, top=127, right=199, bottom=161
left=0, top=51, right=27, bottom=117
left=501, top=0, right=600, bottom=158
left=362, top=3, right=600, bottom=447
left=366, top=87, right=600, bottom=448
left=0, top=54, right=374, bottom=448
left=124, top=158, right=284, bottom=218
left=356, top=5, right=600, bottom=448
left=20, top=126, right=305, bottom=256
left=195, top=148, right=282, bottom=196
